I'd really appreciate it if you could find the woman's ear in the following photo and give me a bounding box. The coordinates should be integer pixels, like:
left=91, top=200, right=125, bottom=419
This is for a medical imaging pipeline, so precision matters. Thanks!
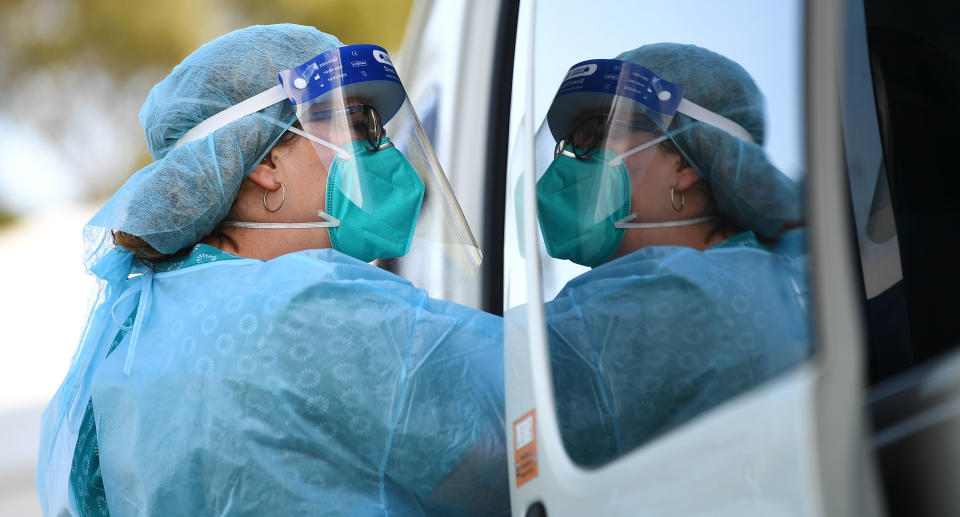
left=247, top=153, right=281, bottom=191
left=674, top=163, right=701, bottom=193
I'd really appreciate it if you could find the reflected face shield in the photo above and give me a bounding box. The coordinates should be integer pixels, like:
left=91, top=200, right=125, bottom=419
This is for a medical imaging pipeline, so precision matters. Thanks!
left=535, top=59, right=754, bottom=266
left=173, top=44, right=482, bottom=270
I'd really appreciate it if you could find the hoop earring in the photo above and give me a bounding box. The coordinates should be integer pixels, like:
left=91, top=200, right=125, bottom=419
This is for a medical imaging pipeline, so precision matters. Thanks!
left=670, top=187, right=685, bottom=212
left=263, top=182, right=285, bottom=213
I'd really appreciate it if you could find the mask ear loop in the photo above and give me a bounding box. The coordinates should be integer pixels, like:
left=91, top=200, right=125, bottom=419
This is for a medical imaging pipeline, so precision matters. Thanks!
left=284, top=125, right=354, bottom=160
left=614, top=213, right=716, bottom=229
left=607, top=134, right=670, bottom=167
left=221, top=211, right=341, bottom=229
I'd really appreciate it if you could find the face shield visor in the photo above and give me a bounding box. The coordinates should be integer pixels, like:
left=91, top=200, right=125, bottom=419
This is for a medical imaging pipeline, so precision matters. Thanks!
left=176, top=44, right=481, bottom=271
left=534, top=59, right=755, bottom=267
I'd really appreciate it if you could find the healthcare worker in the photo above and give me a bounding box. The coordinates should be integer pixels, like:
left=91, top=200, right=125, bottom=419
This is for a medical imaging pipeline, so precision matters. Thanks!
left=37, top=25, right=508, bottom=516
left=534, top=43, right=811, bottom=466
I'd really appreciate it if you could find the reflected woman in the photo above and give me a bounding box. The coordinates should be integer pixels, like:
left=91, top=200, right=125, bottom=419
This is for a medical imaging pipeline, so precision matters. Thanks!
left=535, top=43, right=811, bottom=466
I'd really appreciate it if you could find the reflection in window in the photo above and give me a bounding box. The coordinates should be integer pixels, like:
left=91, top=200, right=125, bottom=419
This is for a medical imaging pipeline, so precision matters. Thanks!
left=526, top=1, right=811, bottom=467
left=417, top=84, right=441, bottom=150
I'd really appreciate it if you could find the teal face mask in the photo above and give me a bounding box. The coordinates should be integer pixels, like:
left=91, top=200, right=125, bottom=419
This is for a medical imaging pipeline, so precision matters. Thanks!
left=326, top=138, right=425, bottom=262
left=536, top=146, right=630, bottom=267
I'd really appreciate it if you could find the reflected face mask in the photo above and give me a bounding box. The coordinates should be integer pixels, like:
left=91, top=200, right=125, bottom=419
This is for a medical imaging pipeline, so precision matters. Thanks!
left=535, top=57, right=759, bottom=267
left=325, top=138, right=425, bottom=262
left=537, top=137, right=716, bottom=267
left=537, top=146, right=631, bottom=268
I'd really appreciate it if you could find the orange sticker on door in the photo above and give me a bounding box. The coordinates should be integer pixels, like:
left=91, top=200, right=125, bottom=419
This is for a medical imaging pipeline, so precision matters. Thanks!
left=513, top=409, right=538, bottom=487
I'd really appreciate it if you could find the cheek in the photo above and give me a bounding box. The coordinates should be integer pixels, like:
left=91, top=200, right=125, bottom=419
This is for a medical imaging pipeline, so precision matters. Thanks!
left=305, top=142, right=337, bottom=171
left=289, top=145, right=332, bottom=201
left=603, top=134, right=631, bottom=154
left=324, top=125, right=360, bottom=148
left=623, top=150, right=656, bottom=182
left=627, top=178, right=665, bottom=216
left=298, top=165, right=330, bottom=212
left=303, top=122, right=356, bottom=148
left=606, top=130, right=658, bottom=155
left=625, top=152, right=674, bottom=209
left=310, top=156, right=331, bottom=198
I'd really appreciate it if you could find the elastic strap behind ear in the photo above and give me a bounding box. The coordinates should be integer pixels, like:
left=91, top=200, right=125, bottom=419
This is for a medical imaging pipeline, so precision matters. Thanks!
left=175, top=85, right=288, bottom=149
left=676, top=98, right=755, bottom=144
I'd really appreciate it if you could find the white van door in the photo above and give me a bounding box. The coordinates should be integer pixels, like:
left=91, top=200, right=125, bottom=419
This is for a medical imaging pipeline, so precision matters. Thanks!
left=502, top=0, right=882, bottom=515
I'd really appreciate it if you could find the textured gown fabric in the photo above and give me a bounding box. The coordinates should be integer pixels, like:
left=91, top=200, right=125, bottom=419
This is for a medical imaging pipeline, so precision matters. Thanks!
left=44, top=246, right=508, bottom=516
left=545, top=230, right=811, bottom=466
left=68, top=245, right=235, bottom=517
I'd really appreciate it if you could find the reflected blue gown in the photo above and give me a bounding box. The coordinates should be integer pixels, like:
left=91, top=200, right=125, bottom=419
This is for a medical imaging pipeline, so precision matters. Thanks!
left=545, top=230, right=811, bottom=466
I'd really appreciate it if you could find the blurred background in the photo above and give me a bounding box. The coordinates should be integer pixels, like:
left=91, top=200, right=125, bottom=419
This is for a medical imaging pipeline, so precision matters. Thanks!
left=0, top=1, right=413, bottom=513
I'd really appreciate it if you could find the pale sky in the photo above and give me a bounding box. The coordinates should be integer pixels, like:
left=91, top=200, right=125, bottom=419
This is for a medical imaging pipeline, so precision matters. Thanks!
left=0, top=117, right=80, bottom=214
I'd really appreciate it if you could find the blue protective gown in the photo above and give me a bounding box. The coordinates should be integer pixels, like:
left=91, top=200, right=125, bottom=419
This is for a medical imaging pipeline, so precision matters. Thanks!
left=40, top=245, right=508, bottom=516
left=545, top=231, right=811, bottom=467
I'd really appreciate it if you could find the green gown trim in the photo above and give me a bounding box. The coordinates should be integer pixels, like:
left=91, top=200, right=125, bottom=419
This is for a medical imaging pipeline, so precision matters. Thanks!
left=69, top=244, right=239, bottom=516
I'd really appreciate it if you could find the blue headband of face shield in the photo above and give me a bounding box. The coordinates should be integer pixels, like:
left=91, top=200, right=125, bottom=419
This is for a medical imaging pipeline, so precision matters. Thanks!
left=175, top=44, right=406, bottom=151
left=545, top=58, right=755, bottom=147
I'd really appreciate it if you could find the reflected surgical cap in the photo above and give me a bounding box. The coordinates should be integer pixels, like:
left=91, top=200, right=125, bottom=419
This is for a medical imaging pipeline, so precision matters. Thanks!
left=617, top=43, right=803, bottom=238
left=85, top=24, right=343, bottom=261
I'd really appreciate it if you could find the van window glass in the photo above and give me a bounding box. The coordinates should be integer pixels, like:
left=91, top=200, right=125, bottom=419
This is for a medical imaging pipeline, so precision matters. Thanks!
left=847, top=0, right=960, bottom=384
left=507, top=0, right=811, bottom=467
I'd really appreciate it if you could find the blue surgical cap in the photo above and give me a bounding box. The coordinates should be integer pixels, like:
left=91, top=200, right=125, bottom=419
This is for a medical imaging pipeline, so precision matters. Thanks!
left=85, top=24, right=343, bottom=263
left=617, top=43, right=803, bottom=238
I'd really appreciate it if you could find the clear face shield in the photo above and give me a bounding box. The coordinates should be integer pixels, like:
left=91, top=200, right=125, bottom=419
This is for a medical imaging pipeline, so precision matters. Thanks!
left=177, top=44, right=481, bottom=272
left=534, top=59, right=753, bottom=268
